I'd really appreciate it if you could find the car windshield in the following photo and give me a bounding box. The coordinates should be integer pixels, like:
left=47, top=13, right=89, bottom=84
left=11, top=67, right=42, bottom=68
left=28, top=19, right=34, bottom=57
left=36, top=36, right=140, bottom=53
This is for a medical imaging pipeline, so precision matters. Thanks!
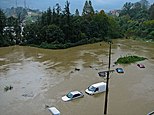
left=88, top=86, right=96, bottom=91
left=66, top=92, right=73, bottom=98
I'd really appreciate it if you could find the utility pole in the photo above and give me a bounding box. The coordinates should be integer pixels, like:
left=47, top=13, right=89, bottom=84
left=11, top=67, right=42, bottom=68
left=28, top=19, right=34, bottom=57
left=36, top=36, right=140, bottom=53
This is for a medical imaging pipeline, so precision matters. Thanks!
left=104, top=41, right=112, bottom=115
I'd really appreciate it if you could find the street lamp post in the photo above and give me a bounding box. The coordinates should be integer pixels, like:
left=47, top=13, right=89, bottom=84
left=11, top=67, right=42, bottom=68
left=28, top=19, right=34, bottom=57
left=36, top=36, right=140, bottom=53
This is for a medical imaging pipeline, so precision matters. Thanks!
left=104, top=42, right=112, bottom=115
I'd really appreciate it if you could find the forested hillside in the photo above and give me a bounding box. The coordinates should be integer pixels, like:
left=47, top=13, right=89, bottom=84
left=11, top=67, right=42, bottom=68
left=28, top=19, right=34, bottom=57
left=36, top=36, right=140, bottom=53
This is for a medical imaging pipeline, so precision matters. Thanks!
left=116, top=0, right=154, bottom=40
left=0, top=0, right=154, bottom=48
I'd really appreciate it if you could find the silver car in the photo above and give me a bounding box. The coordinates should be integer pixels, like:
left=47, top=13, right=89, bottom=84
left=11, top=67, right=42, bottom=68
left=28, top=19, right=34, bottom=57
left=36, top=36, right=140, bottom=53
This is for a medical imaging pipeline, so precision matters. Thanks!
left=62, top=91, right=84, bottom=102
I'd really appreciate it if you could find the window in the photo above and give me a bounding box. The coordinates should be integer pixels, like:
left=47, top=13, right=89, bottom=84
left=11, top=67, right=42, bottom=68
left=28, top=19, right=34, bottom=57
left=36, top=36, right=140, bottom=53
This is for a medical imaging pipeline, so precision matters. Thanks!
left=95, top=88, right=99, bottom=92
left=88, top=86, right=96, bottom=91
left=67, top=92, right=73, bottom=98
left=73, top=94, right=80, bottom=98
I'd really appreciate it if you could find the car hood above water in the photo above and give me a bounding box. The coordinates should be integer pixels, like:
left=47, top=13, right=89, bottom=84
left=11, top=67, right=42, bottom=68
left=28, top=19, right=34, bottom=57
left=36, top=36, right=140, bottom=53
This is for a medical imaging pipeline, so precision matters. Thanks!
left=62, top=96, right=70, bottom=102
left=85, top=89, right=94, bottom=95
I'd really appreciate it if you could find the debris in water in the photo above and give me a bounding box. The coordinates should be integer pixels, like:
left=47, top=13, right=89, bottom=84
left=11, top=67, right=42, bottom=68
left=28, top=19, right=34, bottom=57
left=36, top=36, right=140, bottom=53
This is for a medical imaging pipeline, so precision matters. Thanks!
left=137, top=64, right=145, bottom=68
left=116, top=68, right=124, bottom=73
left=45, top=104, right=50, bottom=109
left=75, top=68, right=80, bottom=71
left=22, top=92, right=34, bottom=97
left=4, top=85, right=13, bottom=92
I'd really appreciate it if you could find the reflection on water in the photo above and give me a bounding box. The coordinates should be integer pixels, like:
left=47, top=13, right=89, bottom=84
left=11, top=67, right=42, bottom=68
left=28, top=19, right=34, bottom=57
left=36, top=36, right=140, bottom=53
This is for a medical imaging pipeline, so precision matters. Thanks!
left=0, top=39, right=154, bottom=115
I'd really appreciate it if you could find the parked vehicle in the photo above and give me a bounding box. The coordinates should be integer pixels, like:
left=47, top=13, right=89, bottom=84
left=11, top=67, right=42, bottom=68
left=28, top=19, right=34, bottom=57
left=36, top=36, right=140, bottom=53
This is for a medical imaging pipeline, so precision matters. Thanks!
left=137, top=64, right=145, bottom=68
left=98, top=70, right=114, bottom=77
left=116, top=68, right=124, bottom=73
left=147, top=111, right=154, bottom=115
left=85, top=82, right=106, bottom=95
left=48, top=107, right=60, bottom=115
left=62, top=91, right=84, bottom=102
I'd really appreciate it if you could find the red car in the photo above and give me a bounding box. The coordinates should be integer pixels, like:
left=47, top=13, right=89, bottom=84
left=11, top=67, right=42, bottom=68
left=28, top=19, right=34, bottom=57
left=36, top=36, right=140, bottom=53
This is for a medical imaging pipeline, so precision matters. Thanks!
left=137, top=64, right=145, bottom=68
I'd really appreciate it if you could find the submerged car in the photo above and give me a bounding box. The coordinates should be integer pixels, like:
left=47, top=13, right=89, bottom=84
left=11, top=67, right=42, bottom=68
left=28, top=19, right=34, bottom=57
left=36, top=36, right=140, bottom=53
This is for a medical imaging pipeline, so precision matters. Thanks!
left=147, top=111, right=154, bottom=115
left=98, top=70, right=114, bottom=77
left=48, top=107, right=60, bottom=115
left=137, top=64, right=145, bottom=68
left=116, top=68, right=124, bottom=73
left=62, top=91, right=84, bottom=102
left=85, top=82, right=106, bottom=95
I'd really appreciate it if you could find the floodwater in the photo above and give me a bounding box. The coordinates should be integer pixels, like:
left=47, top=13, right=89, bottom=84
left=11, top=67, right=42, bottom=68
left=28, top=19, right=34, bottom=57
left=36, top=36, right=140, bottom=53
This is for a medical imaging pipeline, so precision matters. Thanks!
left=0, top=39, right=154, bottom=115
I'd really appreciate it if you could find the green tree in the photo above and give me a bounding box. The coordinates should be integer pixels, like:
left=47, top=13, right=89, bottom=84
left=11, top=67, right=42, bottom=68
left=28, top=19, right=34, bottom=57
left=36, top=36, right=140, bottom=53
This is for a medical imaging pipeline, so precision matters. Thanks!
left=70, top=17, right=83, bottom=43
left=149, top=3, right=154, bottom=20
left=55, top=3, right=61, bottom=25
left=63, top=0, right=71, bottom=41
left=82, top=0, right=94, bottom=15
left=47, top=7, right=52, bottom=25
left=55, top=3, right=61, bottom=15
left=82, top=0, right=89, bottom=15
left=143, top=20, right=154, bottom=38
left=108, top=17, right=122, bottom=38
left=88, top=0, right=94, bottom=14
left=120, top=2, right=133, bottom=17
left=42, top=24, right=64, bottom=43
left=21, top=1, right=130, bottom=48
left=139, top=0, right=149, bottom=9
left=118, top=0, right=151, bottom=39
left=0, top=9, right=6, bottom=34
left=6, top=16, right=17, bottom=27
left=64, top=0, right=70, bottom=24
left=75, top=9, right=80, bottom=16
left=0, top=9, right=9, bottom=47
left=131, top=1, right=149, bottom=20
left=93, top=10, right=109, bottom=39
left=116, top=15, right=130, bottom=37
left=52, top=7, right=56, bottom=24
left=23, top=23, right=40, bottom=44
left=41, top=11, right=48, bottom=26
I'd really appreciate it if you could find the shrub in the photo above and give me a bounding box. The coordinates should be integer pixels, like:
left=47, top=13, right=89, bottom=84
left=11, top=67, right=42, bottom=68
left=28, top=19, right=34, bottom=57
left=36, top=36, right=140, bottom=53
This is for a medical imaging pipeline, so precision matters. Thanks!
left=115, top=55, right=147, bottom=64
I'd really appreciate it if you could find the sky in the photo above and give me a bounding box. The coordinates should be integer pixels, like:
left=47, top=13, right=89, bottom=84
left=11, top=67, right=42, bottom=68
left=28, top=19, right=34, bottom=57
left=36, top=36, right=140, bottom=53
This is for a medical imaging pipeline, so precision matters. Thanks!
left=0, top=0, right=154, bottom=13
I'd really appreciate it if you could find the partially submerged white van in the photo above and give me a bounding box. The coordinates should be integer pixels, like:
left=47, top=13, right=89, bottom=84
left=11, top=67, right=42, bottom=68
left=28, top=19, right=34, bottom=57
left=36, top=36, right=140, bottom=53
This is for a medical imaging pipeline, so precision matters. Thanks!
left=85, top=82, right=106, bottom=95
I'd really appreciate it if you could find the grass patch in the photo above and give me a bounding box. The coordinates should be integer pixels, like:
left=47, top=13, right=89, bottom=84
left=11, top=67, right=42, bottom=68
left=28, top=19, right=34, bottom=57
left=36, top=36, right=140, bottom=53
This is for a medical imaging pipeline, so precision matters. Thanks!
left=115, top=55, right=147, bottom=64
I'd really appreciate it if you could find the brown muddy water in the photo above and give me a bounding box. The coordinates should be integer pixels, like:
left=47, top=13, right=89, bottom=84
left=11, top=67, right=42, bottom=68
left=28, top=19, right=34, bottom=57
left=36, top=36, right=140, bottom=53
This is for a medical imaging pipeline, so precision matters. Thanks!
left=0, top=39, right=154, bottom=115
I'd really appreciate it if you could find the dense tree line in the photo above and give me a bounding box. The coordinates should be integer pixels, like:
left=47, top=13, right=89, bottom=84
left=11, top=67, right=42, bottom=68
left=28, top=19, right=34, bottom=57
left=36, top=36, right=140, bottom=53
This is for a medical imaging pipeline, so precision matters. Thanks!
left=0, top=0, right=154, bottom=48
left=23, top=1, right=119, bottom=49
left=116, top=0, right=154, bottom=39
left=0, top=9, right=22, bottom=46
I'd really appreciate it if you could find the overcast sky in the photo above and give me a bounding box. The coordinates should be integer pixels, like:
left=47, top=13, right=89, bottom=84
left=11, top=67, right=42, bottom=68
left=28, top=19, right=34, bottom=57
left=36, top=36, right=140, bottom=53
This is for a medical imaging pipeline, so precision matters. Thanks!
left=0, top=0, right=154, bottom=13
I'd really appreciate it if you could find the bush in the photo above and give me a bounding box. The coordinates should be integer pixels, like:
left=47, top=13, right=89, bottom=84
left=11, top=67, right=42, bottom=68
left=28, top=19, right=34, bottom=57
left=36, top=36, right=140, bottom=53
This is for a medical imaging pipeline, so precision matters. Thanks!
left=115, top=55, right=147, bottom=64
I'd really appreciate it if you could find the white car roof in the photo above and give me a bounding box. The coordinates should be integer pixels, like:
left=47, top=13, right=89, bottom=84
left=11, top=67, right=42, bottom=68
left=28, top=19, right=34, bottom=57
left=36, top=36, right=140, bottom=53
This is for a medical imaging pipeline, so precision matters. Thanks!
left=70, top=91, right=81, bottom=95
left=48, top=107, right=60, bottom=115
left=91, top=82, right=106, bottom=87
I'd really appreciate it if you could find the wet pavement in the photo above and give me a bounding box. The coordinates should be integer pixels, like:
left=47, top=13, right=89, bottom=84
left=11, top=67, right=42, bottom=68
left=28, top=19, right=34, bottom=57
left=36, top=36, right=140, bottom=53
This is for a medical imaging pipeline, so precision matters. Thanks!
left=0, top=39, right=154, bottom=115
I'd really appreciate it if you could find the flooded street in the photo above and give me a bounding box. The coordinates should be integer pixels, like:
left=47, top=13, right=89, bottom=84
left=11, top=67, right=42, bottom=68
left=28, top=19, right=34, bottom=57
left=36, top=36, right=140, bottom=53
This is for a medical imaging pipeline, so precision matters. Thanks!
left=0, top=39, right=154, bottom=115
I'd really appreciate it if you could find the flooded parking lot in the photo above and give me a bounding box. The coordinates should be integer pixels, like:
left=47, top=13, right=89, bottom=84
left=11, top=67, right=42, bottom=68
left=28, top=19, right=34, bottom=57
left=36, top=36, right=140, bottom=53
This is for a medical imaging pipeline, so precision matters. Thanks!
left=0, top=39, right=154, bottom=115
